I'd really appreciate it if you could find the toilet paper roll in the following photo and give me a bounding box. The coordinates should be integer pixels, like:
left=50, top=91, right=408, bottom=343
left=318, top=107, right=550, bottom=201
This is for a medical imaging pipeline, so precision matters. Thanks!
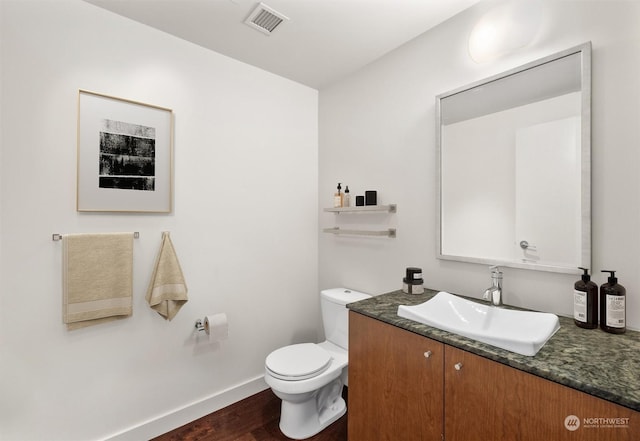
left=204, top=313, right=228, bottom=341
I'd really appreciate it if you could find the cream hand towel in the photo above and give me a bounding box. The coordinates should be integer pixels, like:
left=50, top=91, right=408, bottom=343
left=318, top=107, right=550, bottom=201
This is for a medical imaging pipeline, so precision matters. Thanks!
left=146, top=232, right=188, bottom=320
left=63, top=233, right=134, bottom=330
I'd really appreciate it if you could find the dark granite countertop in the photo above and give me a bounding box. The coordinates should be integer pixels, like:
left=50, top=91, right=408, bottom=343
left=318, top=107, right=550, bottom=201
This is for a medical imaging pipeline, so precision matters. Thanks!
left=347, top=288, right=640, bottom=412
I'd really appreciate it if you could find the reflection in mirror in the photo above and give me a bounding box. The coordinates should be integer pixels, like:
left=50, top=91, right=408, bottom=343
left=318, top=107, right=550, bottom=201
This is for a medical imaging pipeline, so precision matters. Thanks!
left=436, top=43, right=591, bottom=273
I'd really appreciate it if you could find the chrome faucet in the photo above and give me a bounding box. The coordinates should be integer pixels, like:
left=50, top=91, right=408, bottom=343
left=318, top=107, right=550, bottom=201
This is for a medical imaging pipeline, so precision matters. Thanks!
left=483, top=266, right=503, bottom=306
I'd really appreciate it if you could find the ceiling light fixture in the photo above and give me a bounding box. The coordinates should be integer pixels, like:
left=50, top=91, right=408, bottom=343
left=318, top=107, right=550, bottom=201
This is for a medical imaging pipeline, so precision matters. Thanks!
left=468, top=2, right=544, bottom=63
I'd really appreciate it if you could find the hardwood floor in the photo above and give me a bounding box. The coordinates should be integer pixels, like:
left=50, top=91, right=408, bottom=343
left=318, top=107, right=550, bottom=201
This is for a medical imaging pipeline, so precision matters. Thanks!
left=152, top=388, right=348, bottom=441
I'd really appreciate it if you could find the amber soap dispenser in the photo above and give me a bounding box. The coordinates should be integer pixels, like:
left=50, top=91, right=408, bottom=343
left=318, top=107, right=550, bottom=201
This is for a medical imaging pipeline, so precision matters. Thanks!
left=600, top=270, right=626, bottom=334
left=574, top=267, right=598, bottom=329
left=333, top=183, right=343, bottom=208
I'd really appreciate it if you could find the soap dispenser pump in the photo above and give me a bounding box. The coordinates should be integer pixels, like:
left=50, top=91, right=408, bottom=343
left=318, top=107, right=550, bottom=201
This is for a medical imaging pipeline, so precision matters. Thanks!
left=574, top=267, right=598, bottom=329
left=600, top=270, right=626, bottom=334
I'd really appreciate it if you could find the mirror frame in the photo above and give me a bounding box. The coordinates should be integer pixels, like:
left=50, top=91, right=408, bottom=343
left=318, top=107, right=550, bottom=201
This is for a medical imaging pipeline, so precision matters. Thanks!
left=436, top=42, right=591, bottom=274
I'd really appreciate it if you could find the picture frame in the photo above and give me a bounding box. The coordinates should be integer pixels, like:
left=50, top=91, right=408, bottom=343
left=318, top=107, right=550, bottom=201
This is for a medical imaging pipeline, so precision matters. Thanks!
left=77, top=90, right=173, bottom=213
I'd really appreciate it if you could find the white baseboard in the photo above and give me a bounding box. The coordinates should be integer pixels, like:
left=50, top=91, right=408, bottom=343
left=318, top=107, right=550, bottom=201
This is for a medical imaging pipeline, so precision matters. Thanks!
left=104, top=375, right=268, bottom=441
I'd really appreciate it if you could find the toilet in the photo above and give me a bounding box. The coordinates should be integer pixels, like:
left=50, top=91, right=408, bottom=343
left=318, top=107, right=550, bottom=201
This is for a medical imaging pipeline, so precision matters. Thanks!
left=264, top=287, right=371, bottom=440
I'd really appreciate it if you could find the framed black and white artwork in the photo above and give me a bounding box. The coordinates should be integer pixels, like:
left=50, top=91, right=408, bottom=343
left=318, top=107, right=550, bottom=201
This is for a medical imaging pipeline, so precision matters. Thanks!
left=77, top=90, right=173, bottom=213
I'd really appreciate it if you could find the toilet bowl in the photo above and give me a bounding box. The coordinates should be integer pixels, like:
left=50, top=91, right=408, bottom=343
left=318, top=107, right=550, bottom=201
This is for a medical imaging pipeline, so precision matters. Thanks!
left=264, top=288, right=371, bottom=440
left=265, top=341, right=347, bottom=439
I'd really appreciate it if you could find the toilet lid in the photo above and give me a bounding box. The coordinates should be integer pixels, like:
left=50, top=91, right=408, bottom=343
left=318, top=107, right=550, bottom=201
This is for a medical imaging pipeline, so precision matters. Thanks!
left=266, top=343, right=332, bottom=380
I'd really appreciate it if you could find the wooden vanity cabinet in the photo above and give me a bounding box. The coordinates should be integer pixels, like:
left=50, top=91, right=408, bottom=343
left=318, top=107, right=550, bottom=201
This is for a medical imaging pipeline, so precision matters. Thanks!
left=349, top=311, right=638, bottom=441
left=444, top=345, right=638, bottom=441
left=348, top=311, right=444, bottom=440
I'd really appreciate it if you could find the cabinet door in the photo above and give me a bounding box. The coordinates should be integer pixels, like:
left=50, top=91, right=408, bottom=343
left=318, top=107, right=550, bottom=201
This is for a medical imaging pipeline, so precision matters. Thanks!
left=444, top=345, right=638, bottom=441
left=348, top=312, right=444, bottom=441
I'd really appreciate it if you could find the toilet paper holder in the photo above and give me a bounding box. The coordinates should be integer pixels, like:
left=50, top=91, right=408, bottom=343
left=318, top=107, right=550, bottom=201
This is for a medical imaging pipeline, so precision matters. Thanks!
left=194, top=313, right=229, bottom=341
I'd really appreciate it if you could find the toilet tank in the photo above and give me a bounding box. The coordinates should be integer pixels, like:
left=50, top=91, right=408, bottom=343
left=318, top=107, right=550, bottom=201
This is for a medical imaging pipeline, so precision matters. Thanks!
left=321, top=288, right=371, bottom=350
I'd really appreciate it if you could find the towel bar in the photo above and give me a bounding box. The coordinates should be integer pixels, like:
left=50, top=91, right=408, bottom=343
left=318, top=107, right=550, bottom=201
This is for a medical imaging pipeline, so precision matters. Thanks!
left=52, top=232, right=140, bottom=241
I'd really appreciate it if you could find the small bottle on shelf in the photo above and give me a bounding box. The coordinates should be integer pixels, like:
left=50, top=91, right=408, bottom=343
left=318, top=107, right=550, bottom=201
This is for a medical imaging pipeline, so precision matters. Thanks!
left=334, top=183, right=343, bottom=207
left=343, top=186, right=351, bottom=207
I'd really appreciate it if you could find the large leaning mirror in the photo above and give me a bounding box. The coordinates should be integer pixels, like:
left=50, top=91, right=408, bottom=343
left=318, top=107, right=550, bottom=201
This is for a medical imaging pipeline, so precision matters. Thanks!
left=436, top=43, right=591, bottom=273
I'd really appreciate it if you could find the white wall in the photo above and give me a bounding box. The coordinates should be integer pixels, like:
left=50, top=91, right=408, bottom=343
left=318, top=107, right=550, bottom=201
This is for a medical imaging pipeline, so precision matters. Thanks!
left=0, top=1, right=319, bottom=440
left=319, top=0, right=640, bottom=329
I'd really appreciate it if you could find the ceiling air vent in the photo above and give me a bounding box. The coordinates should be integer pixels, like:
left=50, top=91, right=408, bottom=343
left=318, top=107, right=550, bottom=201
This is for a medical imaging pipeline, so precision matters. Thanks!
left=244, top=2, right=289, bottom=35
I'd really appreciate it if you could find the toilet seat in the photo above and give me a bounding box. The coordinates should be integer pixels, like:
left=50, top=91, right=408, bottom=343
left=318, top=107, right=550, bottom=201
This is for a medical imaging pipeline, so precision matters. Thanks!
left=266, top=343, right=332, bottom=381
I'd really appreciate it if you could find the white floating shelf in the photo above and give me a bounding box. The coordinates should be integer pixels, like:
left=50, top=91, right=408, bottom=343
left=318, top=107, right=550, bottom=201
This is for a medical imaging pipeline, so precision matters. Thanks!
left=323, top=227, right=396, bottom=238
left=323, top=204, right=396, bottom=214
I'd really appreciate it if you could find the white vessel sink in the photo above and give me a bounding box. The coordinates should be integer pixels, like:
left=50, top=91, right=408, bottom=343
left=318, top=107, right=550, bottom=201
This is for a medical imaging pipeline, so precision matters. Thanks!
left=397, top=292, right=560, bottom=356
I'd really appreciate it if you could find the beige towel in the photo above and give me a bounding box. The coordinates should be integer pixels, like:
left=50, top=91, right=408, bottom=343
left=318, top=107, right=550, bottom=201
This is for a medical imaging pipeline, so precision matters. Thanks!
left=146, top=232, right=188, bottom=320
left=63, top=233, right=134, bottom=330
